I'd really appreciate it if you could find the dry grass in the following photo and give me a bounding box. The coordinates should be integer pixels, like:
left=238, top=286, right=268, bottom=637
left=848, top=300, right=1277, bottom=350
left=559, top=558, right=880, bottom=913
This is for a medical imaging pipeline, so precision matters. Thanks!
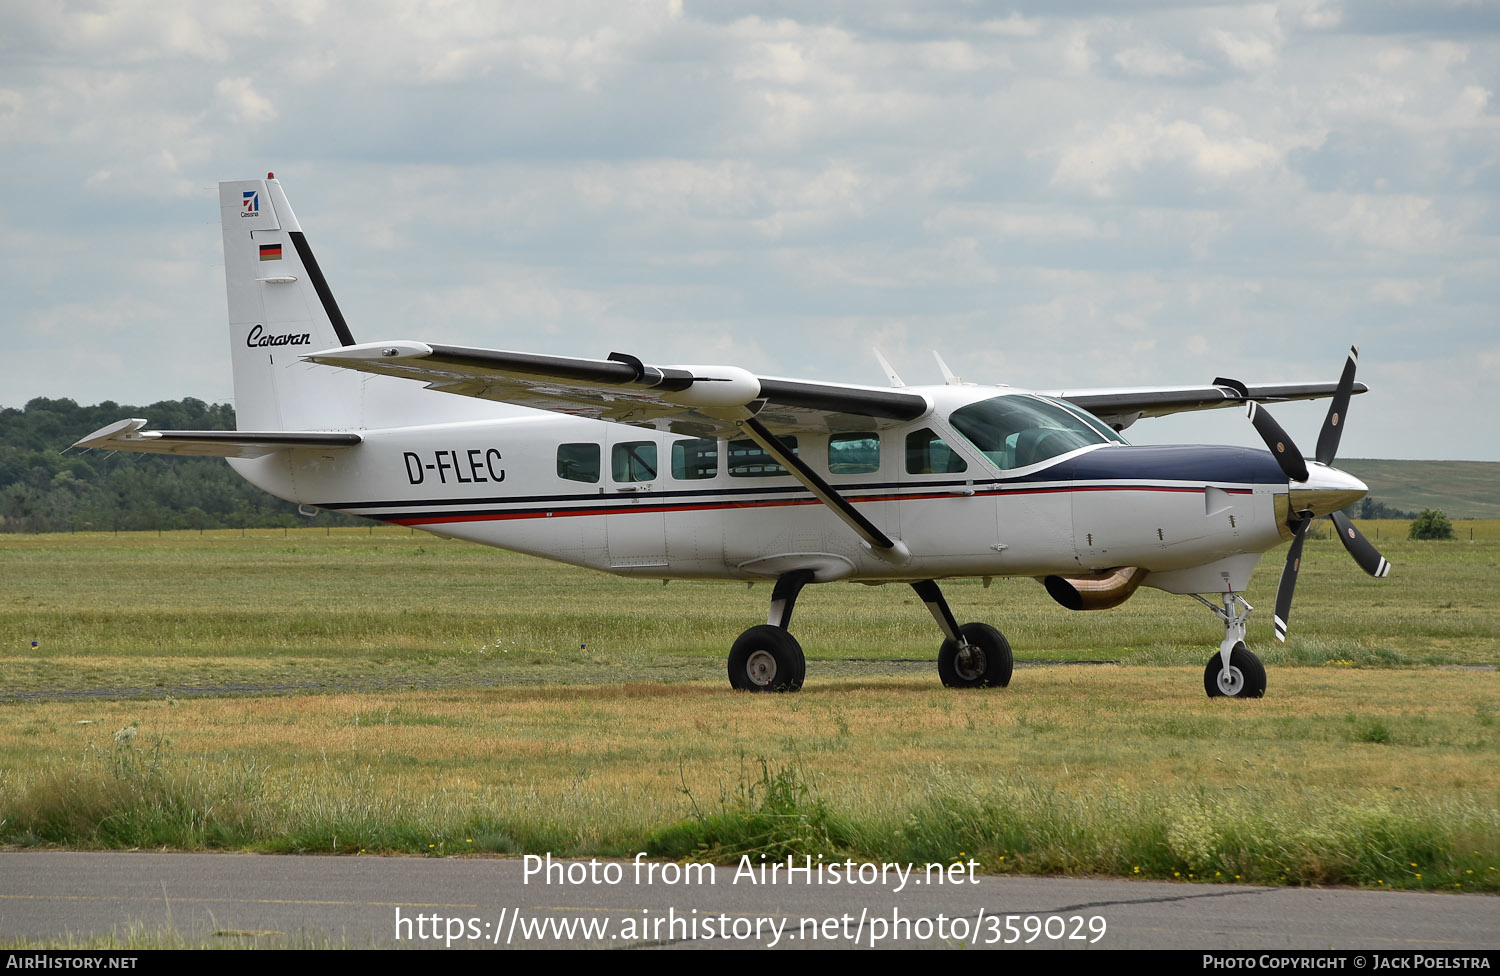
left=6, top=668, right=1494, bottom=799
left=2, top=668, right=1495, bottom=889
left=0, top=528, right=1496, bottom=890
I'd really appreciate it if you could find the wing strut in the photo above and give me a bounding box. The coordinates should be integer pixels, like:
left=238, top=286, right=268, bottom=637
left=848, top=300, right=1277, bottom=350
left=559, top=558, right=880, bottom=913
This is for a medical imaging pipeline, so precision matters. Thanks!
left=736, top=417, right=909, bottom=562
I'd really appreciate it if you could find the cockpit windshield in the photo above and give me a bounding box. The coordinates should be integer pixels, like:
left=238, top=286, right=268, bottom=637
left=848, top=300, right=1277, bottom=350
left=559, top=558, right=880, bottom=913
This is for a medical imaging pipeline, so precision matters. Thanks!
left=949, top=394, right=1127, bottom=472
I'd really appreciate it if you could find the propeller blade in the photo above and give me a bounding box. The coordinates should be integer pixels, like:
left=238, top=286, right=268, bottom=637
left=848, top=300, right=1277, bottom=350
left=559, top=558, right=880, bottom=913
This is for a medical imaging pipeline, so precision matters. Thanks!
left=1315, top=345, right=1358, bottom=466
left=1330, top=510, right=1392, bottom=578
left=1273, top=514, right=1312, bottom=643
left=1246, top=401, right=1310, bottom=483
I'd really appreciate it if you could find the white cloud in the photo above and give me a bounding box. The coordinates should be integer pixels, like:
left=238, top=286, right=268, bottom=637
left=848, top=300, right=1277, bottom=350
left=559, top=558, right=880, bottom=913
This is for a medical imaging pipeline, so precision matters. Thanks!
left=735, top=41, right=816, bottom=86
left=1113, top=42, right=1202, bottom=78
left=213, top=76, right=276, bottom=125
left=1279, top=0, right=1342, bottom=31
left=1205, top=25, right=1281, bottom=73
left=0, top=0, right=1496, bottom=460
left=1313, top=194, right=1450, bottom=253
left=1058, top=27, right=1096, bottom=76
left=926, top=206, right=1116, bottom=242
left=1048, top=115, right=1281, bottom=197
left=978, top=13, right=1042, bottom=39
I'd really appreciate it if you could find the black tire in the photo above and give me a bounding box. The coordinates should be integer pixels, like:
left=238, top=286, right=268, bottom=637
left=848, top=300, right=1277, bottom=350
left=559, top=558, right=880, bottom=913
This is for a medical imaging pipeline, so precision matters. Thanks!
left=1204, top=643, right=1267, bottom=699
left=728, top=625, right=806, bottom=692
left=937, top=622, right=1013, bottom=688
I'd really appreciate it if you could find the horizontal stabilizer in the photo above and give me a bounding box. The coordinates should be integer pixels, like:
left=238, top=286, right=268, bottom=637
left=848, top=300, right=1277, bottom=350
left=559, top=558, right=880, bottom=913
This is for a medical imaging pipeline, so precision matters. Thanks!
left=72, top=418, right=362, bottom=458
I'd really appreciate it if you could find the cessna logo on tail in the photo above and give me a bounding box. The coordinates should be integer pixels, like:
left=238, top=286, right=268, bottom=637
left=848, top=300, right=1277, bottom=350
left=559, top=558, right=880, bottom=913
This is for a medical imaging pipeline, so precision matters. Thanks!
left=246, top=324, right=310, bottom=348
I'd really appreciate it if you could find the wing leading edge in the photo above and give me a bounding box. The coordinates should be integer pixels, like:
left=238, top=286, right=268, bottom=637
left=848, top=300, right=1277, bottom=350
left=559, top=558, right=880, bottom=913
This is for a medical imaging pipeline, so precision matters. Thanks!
left=1049, top=381, right=1369, bottom=431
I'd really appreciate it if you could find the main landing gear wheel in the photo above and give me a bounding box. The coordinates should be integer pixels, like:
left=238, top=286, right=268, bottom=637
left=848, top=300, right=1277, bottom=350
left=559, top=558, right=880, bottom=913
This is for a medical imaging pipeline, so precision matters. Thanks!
left=1204, top=643, right=1267, bottom=699
left=937, top=622, right=1013, bottom=689
left=728, top=624, right=806, bottom=692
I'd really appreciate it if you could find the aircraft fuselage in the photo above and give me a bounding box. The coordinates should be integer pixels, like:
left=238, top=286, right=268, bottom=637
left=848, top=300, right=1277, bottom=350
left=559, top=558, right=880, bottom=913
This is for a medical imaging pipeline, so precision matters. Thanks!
left=230, top=392, right=1302, bottom=593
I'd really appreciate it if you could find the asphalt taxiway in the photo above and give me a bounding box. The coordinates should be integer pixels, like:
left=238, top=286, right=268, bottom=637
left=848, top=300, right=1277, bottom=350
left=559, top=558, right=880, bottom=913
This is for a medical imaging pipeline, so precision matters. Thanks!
left=1, top=851, right=1495, bottom=950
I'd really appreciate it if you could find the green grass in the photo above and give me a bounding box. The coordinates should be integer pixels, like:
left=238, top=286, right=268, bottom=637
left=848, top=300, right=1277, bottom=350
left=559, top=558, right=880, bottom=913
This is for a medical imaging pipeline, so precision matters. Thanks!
left=2, top=924, right=369, bottom=950
left=2, top=526, right=1496, bottom=701
left=0, top=528, right=1496, bottom=893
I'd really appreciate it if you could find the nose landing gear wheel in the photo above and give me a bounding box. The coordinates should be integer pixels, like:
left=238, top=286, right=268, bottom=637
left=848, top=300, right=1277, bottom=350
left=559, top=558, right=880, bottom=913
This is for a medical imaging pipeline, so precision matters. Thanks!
left=1204, top=643, right=1266, bottom=699
left=728, top=624, right=806, bottom=692
left=937, top=622, right=1013, bottom=688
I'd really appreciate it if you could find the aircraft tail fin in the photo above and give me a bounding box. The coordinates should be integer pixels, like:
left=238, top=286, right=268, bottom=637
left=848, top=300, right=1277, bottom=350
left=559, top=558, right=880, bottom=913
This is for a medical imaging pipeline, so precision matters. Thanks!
left=220, top=175, right=369, bottom=431
left=220, top=175, right=494, bottom=432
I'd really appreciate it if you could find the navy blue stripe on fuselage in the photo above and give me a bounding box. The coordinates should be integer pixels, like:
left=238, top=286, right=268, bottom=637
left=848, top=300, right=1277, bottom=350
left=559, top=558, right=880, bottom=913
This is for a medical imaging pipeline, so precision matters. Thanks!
left=1040, top=444, right=1288, bottom=485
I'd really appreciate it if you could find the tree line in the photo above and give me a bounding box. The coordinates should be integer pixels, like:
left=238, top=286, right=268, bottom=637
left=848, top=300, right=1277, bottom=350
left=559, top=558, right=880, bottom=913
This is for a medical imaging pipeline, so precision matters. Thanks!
left=0, top=397, right=368, bottom=533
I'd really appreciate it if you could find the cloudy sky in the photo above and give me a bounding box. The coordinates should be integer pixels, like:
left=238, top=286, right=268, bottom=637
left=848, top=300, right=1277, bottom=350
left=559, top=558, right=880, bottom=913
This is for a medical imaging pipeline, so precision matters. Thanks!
left=3, top=0, right=1497, bottom=460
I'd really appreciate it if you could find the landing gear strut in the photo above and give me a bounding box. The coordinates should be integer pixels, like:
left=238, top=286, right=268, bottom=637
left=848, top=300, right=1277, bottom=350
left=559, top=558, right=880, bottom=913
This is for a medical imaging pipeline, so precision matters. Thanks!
left=913, top=579, right=1013, bottom=688
left=727, top=573, right=1012, bottom=692
left=1191, top=592, right=1267, bottom=699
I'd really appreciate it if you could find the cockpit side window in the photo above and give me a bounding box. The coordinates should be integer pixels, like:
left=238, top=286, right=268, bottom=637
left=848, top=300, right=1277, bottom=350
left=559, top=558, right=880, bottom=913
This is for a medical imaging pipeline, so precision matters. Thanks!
left=905, top=428, right=967, bottom=475
left=950, top=395, right=1116, bottom=471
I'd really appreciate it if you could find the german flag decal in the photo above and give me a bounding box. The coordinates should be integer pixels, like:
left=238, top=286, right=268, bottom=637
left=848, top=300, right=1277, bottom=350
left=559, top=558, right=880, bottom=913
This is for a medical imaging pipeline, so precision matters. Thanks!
left=259, top=243, right=283, bottom=261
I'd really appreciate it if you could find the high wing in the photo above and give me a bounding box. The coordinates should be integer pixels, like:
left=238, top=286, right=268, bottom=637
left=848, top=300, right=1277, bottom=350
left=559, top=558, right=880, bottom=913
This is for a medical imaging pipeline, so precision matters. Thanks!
left=72, top=418, right=362, bottom=458
left=1042, top=380, right=1369, bottom=431
left=306, top=340, right=1364, bottom=436
left=304, top=341, right=931, bottom=436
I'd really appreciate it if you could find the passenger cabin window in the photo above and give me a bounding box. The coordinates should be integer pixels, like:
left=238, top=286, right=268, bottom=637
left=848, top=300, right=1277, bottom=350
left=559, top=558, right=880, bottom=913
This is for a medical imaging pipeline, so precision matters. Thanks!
left=557, top=443, right=600, bottom=483
left=728, top=436, right=798, bottom=477
left=671, top=438, right=718, bottom=480
left=611, top=441, right=658, bottom=483
left=828, top=433, right=880, bottom=474
left=949, top=394, right=1122, bottom=471
left=905, top=428, right=967, bottom=474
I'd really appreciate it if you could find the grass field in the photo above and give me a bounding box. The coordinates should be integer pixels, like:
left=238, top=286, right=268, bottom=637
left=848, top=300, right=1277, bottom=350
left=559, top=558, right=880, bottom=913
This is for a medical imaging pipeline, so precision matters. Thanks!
left=1340, top=460, right=1500, bottom=521
left=1, top=526, right=1496, bottom=892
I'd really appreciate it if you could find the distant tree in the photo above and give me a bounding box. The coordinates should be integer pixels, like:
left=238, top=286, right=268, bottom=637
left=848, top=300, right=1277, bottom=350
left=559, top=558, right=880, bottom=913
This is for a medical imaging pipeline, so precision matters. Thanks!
left=1352, top=497, right=1418, bottom=520
left=0, top=396, right=371, bottom=532
left=1408, top=509, right=1454, bottom=540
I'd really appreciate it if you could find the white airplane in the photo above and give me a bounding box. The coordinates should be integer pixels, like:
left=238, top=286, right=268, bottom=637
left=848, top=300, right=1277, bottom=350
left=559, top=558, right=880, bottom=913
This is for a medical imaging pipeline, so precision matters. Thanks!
left=76, top=175, right=1392, bottom=698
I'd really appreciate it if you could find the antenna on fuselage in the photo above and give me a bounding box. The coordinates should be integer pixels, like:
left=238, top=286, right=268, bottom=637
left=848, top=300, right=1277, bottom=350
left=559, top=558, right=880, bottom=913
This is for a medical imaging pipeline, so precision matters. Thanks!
left=872, top=349, right=906, bottom=388
left=934, top=351, right=962, bottom=385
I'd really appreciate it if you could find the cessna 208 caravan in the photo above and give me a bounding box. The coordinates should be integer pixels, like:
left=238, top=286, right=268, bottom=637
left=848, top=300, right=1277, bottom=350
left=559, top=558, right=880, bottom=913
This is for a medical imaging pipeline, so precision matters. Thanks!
left=76, top=175, right=1392, bottom=698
